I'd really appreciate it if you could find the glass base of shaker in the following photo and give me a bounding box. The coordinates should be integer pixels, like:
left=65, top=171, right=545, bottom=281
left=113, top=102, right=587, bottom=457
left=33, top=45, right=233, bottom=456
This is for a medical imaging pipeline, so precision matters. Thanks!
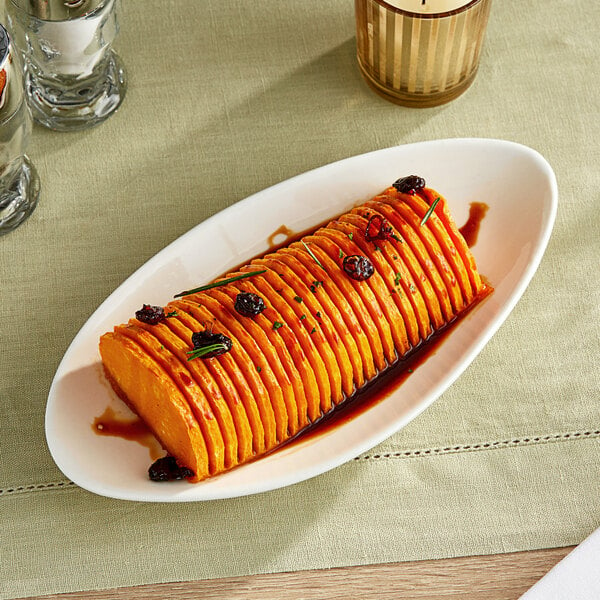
left=0, top=156, right=40, bottom=236
left=358, top=63, right=479, bottom=108
left=25, top=52, right=127, bottom=132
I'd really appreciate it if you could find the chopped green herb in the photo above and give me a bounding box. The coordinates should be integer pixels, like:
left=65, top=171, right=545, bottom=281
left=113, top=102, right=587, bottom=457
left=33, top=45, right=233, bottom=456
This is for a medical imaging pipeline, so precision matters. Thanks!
left=166, top=310, right=178, bottom=318
left=256, top=366, right=262, bottom=373
left=394, top=272, right=402, bottom=286
left=420, top=196, right=441, bottom=226
left=315, top=311, right=321, bottom=318
left=339, top=249, right=344, bottom=259
left=310, top=280, right=323, bottom=293
left=393, top=255, right=398, bottom=260
left=408, top=369, right=413, bottom=373
left=391, top=234, right=401, bottom=242
left=348, top=232, right=353, bottom=241
left=293, top=295, right=303, bottom=303
left=301, top=240, right=324, bottom=269
left=174, top=270, right=267, bottom=298
left=300, top=314, right=307, bottom=320
left=160, top=345, right=164, bottom=350
left=186, top=343, right=228, bottom=361
left=409, top=284, right=416, bottom=293
left=310, top=327, right=317, bottom=334
left=272, top=321, right=284, bottom=330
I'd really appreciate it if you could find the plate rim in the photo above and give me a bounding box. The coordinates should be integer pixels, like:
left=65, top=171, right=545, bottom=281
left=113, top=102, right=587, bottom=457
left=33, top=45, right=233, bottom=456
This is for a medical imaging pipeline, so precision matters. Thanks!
left=45, top=137, right=558, bottom=502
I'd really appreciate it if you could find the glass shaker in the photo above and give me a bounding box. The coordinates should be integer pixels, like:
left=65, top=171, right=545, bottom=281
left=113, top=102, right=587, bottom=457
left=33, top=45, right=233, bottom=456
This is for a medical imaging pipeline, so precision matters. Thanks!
left=0, top=24, right=40, bottom=236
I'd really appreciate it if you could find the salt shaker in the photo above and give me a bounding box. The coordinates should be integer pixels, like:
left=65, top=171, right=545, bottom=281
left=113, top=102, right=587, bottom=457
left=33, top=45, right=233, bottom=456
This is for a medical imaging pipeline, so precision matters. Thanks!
left=0, top=24, right=40, bottom=236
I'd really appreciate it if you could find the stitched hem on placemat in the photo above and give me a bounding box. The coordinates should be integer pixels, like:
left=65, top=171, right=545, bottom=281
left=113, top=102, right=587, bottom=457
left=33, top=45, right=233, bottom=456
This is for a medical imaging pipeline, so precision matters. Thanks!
left=1, top=429, right=599, bottom=498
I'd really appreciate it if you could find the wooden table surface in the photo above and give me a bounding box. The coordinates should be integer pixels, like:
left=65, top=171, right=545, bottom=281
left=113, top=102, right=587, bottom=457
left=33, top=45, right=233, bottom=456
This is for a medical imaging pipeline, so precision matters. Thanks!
left=25, top=545, right=571, bottom=600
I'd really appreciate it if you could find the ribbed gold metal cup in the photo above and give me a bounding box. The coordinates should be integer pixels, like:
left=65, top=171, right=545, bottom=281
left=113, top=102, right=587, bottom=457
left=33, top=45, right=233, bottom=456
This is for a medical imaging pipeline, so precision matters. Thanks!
left=355, top=0, right=492, bottom=107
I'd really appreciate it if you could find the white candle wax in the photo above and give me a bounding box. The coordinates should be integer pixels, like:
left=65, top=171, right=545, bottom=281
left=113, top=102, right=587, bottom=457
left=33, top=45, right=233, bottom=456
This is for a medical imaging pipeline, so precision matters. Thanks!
left=384, top=0, right=473, bottom=14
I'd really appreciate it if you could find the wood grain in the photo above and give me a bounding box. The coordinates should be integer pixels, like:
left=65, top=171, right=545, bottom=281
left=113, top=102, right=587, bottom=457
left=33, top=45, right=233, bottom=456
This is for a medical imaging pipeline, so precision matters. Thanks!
left=25, top=546, right=572, bottom=600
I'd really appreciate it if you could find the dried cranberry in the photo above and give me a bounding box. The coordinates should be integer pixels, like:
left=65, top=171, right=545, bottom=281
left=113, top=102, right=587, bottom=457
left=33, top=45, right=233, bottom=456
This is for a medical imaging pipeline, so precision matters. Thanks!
left=149, top=456, right=194, bottom=481
left=191, top=330, right=232, bottom=358
left=135, top=304, right=165, bottom=325
left=392, top=175, right=426, bottom=195
left=342, top=255, right=374, bottom=281
left=234, top=291, right=265, bottom=317
left=365, top=215, right=394, bottom=242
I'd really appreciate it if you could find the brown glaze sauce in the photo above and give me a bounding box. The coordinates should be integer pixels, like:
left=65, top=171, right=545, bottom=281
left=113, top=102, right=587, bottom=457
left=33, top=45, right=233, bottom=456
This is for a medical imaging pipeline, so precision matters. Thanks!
left=92, top=406, right=164, bottom=461
left=459, top=202, right=489, bottom=248
left=267, top=224, right=295, bottom=250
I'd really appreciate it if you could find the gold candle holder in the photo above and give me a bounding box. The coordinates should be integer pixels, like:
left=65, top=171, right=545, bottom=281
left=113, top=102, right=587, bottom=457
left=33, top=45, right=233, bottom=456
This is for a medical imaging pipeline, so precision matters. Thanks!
left=355, top=0, right=492, bottom=107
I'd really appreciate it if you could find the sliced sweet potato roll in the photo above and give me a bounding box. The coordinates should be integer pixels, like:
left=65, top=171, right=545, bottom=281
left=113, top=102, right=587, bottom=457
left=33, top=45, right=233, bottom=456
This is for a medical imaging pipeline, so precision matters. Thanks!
left=99, top=331, right=210, bottom=481
left=364, top=201, right=451, bottom=326
left=271, top=249, right=365, bottom=391
left=211, top=283, right=307, bottom=433
left=338, top=211, right=432, bottom=343
left=245, top=259, right=347, bottom=406
left=278, top=246, right=373, bottom=386
left=419, top=186, right=484, bottom=295
left=170, top=301, right=275, bottom=452
left=99, top=176, right=489, bottom=483
left=255, top=254, right=355, bottom=398
left=377, top=193, right=473, bottom=307
left=177, top=294, right=290, bottom=444
left=130, top=319, right=254, bottom=465
left=297, top=236, right=388, bottom=372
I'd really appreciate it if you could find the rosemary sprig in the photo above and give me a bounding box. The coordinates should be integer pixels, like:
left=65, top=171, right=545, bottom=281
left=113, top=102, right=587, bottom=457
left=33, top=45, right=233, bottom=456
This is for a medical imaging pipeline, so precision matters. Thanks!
left=174, top=270, right=267, bottom=298
left=186, top=343, right=228, bottom=361
left=420, top=197, right=440, bottom=226
left=301, top=240, right=324, bottom=269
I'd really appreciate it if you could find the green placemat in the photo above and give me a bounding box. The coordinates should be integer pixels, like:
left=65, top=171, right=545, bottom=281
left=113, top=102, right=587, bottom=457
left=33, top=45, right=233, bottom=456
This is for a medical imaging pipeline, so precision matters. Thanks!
left=1, top=0, right=599, bottom=598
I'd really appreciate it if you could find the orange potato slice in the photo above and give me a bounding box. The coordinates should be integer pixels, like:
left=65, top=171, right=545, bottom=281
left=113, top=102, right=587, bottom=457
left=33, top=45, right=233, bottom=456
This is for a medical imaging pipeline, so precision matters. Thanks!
left=170, top=301, right=276, bottom=452
left=376, top=193, right=468, bottom=311
left=325, top=220, right=415, bottom=352
left=130, top=318, right=254, bottom=465
left=278, top=246, right=373, bottom=386
left=364, top=200, right=451, bottom=326
left=99, top=331, right=209, bottom=481
left=237, top=265, right=337, bottom=414
left=308, top=232, right=399, bottom=365
left=339, top=210, right=432, bottom=343
left=182, top=288, right=293, bottom=443
left=117, top=323, right=237, bottom=471
left=420, top=187, right=484, bottom=295
left=256, top=253, right=356, bottom=397
left=292, top=236, right=387, bottom=373
left=212, top=283, right=307, bottom=432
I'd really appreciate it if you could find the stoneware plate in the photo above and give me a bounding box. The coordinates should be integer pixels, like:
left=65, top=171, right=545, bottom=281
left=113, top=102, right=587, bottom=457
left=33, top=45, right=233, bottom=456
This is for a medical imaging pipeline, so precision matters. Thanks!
left=46, top=138, right=558, bottom=502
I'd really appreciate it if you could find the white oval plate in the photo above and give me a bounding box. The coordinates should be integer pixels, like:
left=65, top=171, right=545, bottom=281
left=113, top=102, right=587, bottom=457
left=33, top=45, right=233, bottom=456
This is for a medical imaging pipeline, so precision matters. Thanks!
left=46, top=138, right=557, bottom=502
